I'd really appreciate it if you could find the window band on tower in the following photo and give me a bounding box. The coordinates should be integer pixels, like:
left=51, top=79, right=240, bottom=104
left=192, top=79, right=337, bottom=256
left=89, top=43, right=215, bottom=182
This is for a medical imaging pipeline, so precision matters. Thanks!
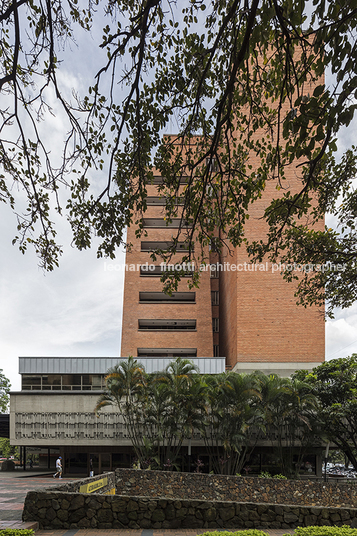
left=139, top=292, right=195, bottom=303
left=138, top=319, right=196, bottom=331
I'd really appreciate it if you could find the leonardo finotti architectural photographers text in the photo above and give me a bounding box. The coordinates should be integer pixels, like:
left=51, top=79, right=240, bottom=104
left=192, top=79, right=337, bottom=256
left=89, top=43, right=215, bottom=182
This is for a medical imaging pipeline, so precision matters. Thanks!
left=104, top=261, right=346, bottom=273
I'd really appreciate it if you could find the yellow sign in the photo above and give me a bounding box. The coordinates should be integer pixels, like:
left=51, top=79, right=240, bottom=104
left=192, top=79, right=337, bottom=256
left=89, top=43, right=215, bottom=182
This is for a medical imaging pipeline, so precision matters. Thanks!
left=104, top=488, right=116, bottom=495
left=79, top=476, right=108, bottom=494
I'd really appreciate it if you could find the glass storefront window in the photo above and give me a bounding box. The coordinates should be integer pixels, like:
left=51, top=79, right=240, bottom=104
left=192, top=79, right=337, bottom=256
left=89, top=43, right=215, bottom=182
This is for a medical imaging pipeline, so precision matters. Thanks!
left=22, top=375, right=41, bottom=389
left=21, top=374, right=105, bottom=391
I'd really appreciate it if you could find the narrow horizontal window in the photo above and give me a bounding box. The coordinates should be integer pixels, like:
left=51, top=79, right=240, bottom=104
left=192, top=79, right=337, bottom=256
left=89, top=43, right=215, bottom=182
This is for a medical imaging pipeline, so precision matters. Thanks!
left=138, top=319, right=196, bottom=330
left=141, top=241, right=193, bottom=252
left=146, top=196, right=167, bottom=205
left=137, top=348, right=197, bottom=357
left=140, top=265, right=193, bottom=277
left=146, top=196, right=183, bottom=206
left=139, top=292, right=195, bottom=303
left=146, top=175, right=189, bottom=185
left=142, top=218, right=192, bottom=229
left=151, top=175, right=164, bottom=185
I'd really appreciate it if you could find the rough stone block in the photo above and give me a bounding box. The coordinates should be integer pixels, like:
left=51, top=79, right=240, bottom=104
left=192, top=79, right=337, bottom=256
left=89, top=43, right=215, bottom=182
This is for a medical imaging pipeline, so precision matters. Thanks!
left=51, top=499, right=60, bottom=510
left=303, top=515, right=318, bottom=526
left=112, top=499, right=127, bottom=512
left=284, top=513, right=299, bottom=523
left=249, top=511, right=261, bottom=521
left=164, top=504, right=176, bottom=520
left=151, top=509, right=165, bottom=522
left=204, top=507, right=217, bottom=522
left=113, top=520, right=126, bottom=528
left=99, top=522, right=115, bottom=529
left=45, top=508, right=57, bottom=521
left=257, top=504, right=269, bottom=514
left=128, top=511, right=138, bottom=521
left=68, top=507, right=86, bottom=523
left=176, top=507, right=188, bottom=518
left=181, top=515, right=203, bottom=528
left=61, top=498, right=70, bottom=510
left=341, top=510, right=351, bottom=521
left=219, top=506, right=236, bottom=521
left=50, top=517, right=65, bottom=528
left=57, top=509, right=69, bottom=522
left=68, top=495, right=85, bottom=510
left=140, top=518, right=153, bottom=528
left=127, top=499, right=139, bottom=512
left=77, top=517, right=91, bottom=528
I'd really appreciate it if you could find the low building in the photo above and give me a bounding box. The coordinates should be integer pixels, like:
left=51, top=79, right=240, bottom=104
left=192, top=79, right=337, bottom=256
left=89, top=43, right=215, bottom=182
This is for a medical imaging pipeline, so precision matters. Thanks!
left=10, top=355, right=324, bottom=477
left=10, top=356, right=225, bottom=474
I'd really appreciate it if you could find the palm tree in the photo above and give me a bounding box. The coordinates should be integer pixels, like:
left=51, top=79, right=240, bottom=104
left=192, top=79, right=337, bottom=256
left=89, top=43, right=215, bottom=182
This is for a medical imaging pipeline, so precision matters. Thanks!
left=203, top=371, right=263, bottom=474
left=140, top=373, right=174, bottom=469
left=256, top=373, right=318, bottom=477
left=95, top=356, right=148, bottom=462
left=151, top=357, right=206, bottom=469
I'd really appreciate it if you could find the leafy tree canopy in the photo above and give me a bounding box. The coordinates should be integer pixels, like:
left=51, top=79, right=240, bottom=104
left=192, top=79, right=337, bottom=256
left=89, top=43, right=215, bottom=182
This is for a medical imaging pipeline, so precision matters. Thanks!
left=0, top=437, right=18, bottom=458
left=294, top=355, right=357, bottom=471
left=0, top=370, right=11, bottom=413
left=1, top=0, right=357, bottom=315
left=96, top=358, right=322, bottom=475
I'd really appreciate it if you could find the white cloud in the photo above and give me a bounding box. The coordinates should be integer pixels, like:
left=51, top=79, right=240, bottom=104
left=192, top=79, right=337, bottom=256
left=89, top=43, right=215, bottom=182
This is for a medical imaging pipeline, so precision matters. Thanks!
left=326, top=304, right=357, bottom=361
left=0, top=202, right=125, bottom=392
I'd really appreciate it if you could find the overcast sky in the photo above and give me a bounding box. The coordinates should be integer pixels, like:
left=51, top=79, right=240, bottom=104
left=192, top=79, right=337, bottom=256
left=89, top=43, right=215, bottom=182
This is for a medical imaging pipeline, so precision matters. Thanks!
left=0, top=201, right=126, bottom=391
left=1, top=6, right=357, bottom=392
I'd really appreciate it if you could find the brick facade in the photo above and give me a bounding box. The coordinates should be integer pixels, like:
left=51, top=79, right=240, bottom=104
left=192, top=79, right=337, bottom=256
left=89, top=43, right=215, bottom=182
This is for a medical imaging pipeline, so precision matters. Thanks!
left=120, top=66, right=325, bottom=372
left=120, top=183, right=214, bottom=359
left=220, top=175, right=325, bottom=370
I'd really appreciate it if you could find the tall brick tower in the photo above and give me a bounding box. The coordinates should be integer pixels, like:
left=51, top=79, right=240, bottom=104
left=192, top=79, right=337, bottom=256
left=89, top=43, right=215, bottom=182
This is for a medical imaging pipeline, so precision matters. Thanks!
left=120, top=175, right=324, bottom=375
left=120, top=82, right=325, bottom=375
left=120, top=173, right=218, bottom=361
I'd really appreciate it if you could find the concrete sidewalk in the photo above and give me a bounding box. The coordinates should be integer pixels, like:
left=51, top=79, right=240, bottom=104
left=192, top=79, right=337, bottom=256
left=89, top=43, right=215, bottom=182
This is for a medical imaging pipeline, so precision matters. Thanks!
left=0, top=472, right=295, bottom=536
left=0, top=470, right=69, bottom=531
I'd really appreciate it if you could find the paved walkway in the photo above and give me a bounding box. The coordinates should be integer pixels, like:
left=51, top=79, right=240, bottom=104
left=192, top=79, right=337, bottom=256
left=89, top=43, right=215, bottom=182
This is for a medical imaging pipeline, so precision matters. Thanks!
left=0, top=470, right=68, bottom=531
left=0, top=471, right=295, bottom=536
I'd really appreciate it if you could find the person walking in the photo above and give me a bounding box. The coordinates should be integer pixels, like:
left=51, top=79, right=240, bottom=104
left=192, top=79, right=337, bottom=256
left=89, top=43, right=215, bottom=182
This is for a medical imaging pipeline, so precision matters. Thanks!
left=53, top=456, right=62, bottom=479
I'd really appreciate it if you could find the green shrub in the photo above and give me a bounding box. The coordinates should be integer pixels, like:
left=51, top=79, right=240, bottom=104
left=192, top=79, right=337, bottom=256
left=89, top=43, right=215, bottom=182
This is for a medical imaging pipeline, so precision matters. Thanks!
left=273, top=473, right=288, bottom=479
left=291, top=527, right=357, bottom=536
left=0, top=530, right=35, bottom=536
left=200, top=531, right=268, bottom=536
left=258, top=471, right=272, bottom=478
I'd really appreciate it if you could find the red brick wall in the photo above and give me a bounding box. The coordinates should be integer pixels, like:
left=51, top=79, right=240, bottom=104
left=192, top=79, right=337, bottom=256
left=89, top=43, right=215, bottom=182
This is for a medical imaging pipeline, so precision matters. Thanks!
left=219, top=162, right=324, bottom=368
left=121, top=60, right=325, bottom=368
left=120, top=185, right=214, bottom=358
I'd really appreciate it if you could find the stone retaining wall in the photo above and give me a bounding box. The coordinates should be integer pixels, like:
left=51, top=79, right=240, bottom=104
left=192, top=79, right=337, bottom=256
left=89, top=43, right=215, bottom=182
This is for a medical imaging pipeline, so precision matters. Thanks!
left=22, top=492, right=357, bottom=530
left=116, top=469, right=357, bottom=508
left=22, top=469, right=357, bottom=530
